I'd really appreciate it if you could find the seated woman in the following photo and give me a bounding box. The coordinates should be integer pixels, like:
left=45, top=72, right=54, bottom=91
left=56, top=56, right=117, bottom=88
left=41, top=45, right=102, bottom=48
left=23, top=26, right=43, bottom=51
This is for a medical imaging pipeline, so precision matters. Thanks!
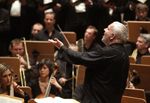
left=0, top=63, right=30, bottom=103
left=27, top=59, right=69, bottom=98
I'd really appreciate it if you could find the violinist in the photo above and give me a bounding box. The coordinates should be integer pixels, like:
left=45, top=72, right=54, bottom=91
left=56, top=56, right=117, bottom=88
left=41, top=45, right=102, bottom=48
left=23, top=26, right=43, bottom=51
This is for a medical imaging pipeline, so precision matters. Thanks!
left=0, top=63, right=30, bottom=103
left=27, top=59, right=69, bottom=98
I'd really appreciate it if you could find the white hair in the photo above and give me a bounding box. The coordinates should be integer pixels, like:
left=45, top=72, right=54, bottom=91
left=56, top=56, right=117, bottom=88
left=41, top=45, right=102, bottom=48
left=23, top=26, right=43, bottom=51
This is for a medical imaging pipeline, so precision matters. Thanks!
left=111, top=21, right=128, bottom=43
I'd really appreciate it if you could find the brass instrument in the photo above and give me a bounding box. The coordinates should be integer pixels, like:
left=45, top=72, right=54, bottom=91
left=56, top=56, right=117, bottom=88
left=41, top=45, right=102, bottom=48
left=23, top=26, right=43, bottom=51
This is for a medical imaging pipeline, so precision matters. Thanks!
left=20, top=37, right=31, bottom=86
left=76, top=38, right=84, bottom=53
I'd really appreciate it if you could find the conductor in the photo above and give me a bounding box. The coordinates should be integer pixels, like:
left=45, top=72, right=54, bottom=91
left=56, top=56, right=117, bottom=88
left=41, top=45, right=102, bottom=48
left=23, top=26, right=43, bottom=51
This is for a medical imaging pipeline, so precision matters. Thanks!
left=48, top=21, right=129, bottom=103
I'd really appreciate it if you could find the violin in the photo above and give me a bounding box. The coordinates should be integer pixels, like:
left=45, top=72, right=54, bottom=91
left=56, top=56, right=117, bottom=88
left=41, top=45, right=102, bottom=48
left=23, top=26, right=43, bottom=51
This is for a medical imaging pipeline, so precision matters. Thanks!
left=126, top=70, right=140, bottom=88
left=36, top=63, right=59, bottom=99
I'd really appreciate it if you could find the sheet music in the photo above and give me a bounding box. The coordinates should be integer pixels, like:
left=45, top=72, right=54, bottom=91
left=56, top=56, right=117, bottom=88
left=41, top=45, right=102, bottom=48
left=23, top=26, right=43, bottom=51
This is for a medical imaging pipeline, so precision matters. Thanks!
left=0, top=96, right=22, bottom=103
left=35, top=96, right=75, bottom=103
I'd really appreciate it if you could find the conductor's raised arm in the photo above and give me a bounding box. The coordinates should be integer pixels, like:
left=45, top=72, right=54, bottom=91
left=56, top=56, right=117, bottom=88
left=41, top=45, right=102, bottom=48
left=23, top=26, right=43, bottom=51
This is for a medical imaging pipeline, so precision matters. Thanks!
left=48, top=38, right=64, bottom=49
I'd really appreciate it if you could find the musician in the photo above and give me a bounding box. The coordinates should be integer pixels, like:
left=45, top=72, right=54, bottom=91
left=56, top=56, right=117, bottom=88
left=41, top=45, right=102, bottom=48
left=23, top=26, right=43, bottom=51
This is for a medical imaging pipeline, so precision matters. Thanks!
left=0, top=0, right=10, bottom=56
left=77, top=25, right=101, bottom=52
left=27, top=59, right=69, bottom=98
left=126, top=71, right=140, bottom=89
left=0, top=63, right=30, bottom=103
left=9, top=38, right=37, bottom=84
left=30, top=23, right=43, bottom=40
left=3, top=0, right=34, bottom=40
left=124, top=2, right=150, bottom=21
left=49, top=21, right=129, bottom=103
left=135, top=3, right=150, bottom=21
left=61, top=0, right=95, bottom=40
left=35, top=12, right=65, bottom=79
left=30, top=0, right=62, bottom=27
left=35, top=12, right=65, bottom=49
left=59, top=43, right=79, bottom=98
left=131, top=34, right=150, bottom=64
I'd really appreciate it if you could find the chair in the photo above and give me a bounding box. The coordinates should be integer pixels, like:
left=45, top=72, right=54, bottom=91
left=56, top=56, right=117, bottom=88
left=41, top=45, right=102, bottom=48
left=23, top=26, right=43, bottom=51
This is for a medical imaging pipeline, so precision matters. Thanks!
left=60, top=31, right=77, bottom=47
left=76, top=65, right=86, bottom=86
left=20, top=86, right=32, bottom=98
left=121, top=96, right=147, bottom=103
left=129, top=56, right=136, bottom=64
left=141, top=56, right=150, bottom=65
left=123, top=88, right=146, bottom=100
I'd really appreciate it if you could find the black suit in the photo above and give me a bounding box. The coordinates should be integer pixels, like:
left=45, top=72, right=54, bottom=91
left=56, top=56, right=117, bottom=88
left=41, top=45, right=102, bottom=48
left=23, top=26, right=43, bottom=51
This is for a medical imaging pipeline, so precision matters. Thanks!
left=61, top=0, right=96, bottom=40
left=0, top=7, right=10, bottom=56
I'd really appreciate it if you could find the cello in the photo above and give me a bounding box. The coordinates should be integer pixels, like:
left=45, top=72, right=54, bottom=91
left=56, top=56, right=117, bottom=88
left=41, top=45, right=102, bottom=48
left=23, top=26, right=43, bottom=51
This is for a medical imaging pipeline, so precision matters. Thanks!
left=36, top=63, right=58, bottom=98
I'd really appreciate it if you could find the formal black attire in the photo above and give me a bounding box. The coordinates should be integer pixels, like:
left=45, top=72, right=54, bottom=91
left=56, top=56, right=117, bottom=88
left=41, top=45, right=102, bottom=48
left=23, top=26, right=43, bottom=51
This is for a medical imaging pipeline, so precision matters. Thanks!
left=4, top=0, right=34, bottom=40
left=35, top=28, right=64, bottom=51
left=58, top=43, right=129, bottom=103
left=78, top=41, right=101, bottom=52
left=29, top=0, right=62, bottom=28
left=35, top=28, right=65, bottom=79
left=61, top=0, right=96, bottom=40
left=27, top=78, right=69, bottom=98
left=14, top=91, right=30, bottom=103
left=0, top=7, right=10, bottom=56
left=123, top=0, right=136, bottom=21
left=136, top=50, right=150, bottom=64
left=62, top=63, right=76, bottom=98
left=72, top=83, right=84, bottom=102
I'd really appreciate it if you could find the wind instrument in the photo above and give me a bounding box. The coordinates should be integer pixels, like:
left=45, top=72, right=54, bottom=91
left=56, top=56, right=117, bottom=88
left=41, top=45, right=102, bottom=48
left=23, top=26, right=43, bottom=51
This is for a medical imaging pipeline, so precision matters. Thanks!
left=20, top=37, right=31, bottom=86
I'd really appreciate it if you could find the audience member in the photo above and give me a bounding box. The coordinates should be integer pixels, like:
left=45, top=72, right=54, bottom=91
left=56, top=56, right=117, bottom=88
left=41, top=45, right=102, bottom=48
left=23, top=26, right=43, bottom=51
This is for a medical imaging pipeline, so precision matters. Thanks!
left=48, top=21, right=129, bottom=103
left=131, top=34, right=150, bottom=64
left=0, top=63, right=30, bottom=103
left=30, top=23, right=43, bottom=40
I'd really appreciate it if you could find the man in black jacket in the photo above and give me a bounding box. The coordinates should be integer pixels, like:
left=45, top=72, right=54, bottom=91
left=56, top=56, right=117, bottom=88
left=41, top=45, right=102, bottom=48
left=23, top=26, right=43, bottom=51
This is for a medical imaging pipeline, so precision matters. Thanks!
left=48, top=21, right=129, bottom=103
left=0, top=0, right=10, bottom=56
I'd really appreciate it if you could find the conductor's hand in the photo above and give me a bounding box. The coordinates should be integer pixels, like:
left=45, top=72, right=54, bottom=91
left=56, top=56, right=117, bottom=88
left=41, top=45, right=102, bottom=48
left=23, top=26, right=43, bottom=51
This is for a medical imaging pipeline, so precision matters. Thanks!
left=48, top=38, right=64, bottom=49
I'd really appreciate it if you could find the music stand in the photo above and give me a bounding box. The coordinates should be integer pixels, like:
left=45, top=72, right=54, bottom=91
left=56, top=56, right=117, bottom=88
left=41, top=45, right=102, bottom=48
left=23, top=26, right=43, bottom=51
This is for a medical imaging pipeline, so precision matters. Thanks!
left=0, top=94, right=24, bottom=103
left=0, top=57, right=20, bottom=82
left=60, top=31, right=77, bottom=47
left=130, top=64, right=150, bottom=91
left=23, top=41, right=55, bottom=63
left=127, top=21, right=150, bottom=42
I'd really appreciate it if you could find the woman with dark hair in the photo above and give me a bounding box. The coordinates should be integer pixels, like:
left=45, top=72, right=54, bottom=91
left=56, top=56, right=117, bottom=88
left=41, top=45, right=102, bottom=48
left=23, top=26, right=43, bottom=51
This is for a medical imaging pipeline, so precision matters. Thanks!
left=27, top=58, right=68, bottom=98
left=0, top=63, right=30, bottom=103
